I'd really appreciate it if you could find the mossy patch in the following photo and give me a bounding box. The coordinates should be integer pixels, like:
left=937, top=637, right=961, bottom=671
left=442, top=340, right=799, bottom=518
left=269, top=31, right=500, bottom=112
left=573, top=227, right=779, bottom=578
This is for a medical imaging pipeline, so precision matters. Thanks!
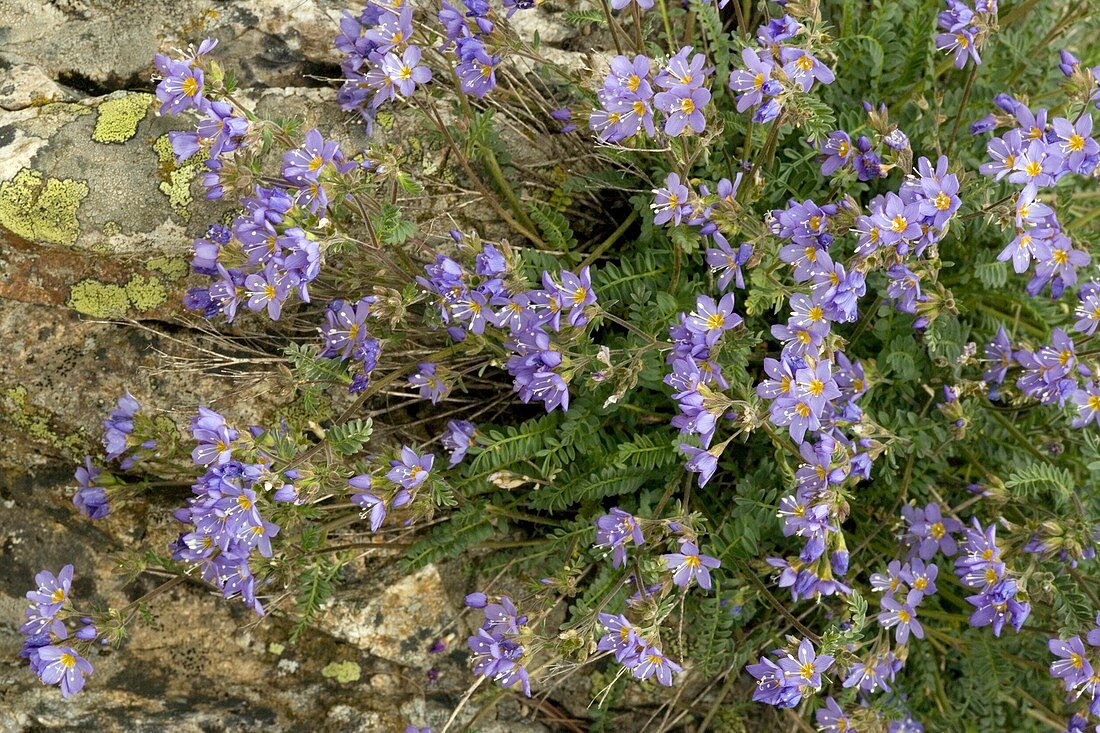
left=101, top=220, right=121, bottom=237
left=0, top=168, right=88, bottom=246
left=124, top=274, right=167, bottom=311
left=92, top=93, right=154, bottom=144
left=321, top=660, right=361, bottom=683
left=1, top=385, right=86, bottom=455
left=145, top=256, right=189, bottom=281
left=68, top=280, right=131, bottom=318
left=153, top=134, right=201, bottom=221
left=68, top=274, right=168, bottom=317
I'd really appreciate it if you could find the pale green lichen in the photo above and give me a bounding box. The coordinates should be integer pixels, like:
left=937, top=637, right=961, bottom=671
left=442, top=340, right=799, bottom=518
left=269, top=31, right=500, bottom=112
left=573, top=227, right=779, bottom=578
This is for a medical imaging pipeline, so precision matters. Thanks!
left=153, top=134, right=175, bottom=166
left=1, top=385, right=86, bottom=454
left=92, top=93, right=154, bottom=144
left=124, top=274, right=167, bottom=312
left=101, top=220, right=121, bottom=237
left=145, top=256, right=189, bottom=281
left=0, top=168, right=88, bottom=246
left=267, top=642, right=286, bottom=656
left=321, top=661, right=361, bottom=683
left=159, top=163, right=200, bottom=221
left=68, top=280, right=131, bottom=318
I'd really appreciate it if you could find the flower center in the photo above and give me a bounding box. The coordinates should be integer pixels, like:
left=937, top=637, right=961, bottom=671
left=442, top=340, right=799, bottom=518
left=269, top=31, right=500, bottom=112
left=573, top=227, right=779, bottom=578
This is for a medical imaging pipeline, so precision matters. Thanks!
left=890, top=216, right=908, bottom=233
left=1024, top=160, right=1042, bottom=177
left=1053, top=249, right=1069, bottom=266
left=1069, top=134, right=1086, bottom=152
left=930, top=522, right=945, bottom=539
left=1089, top=395, right=1100, bottom=412
left=934, top=193, right=952, bottom=211
left=956, top=34, right=969, bottom=48
left=627, top=74, right=641, bottom=91
left=182, top=76, right=199, bottom=97
left=795, top=55, right=814, bottom=71
left=60, top=653, right=77, bottom=669
left=914, top=578, right=928, bottom=590
left=808, top=378, right=825, bottom=397
left=795, top=401, right=811, bottom=417
left=679, top=97, right=696, bottom=115
left=237, top=494, right=253, bottom=510
left=51, top=588, right=65, bottom=603
left=1072, top=653, right=1085, bottom=669
left=753, top=73, right=764, bottom=90
left=308, top=155, right=324, bottom=171
left=684, top=555, right=701, bottom=569
left=398, top=65, right=413, bottom=81
left=705, top=312, right=725, bottom=330
left=808, top=306, right=824, bottom=322
left=897, top=609, right=911, bottom=623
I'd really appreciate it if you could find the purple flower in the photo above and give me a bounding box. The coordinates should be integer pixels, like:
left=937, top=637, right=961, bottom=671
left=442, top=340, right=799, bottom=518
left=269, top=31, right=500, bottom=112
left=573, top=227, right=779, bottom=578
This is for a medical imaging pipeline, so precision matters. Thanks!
left=408, top=362, right=448, bottom=404
left=967, top=578, right=1029, bottom=636
left=681, top=444, right=719, bottom=486
left=36, top=646, right=93, bottom=698
left=815, top=697, right=853, bottom=733
left=387, top=446, right=434, bottom=498
left=706, top=240, right=753, bottom=291
left=936, top=26, right=981, bottom=68
left=878, top=596, right=924, bottom=644
left=1071, top=381, right=1100, bottom=428
left=283, top=129, right=346, bottom=185
left=652, top=173, right=692, bottom=225
left=902, top=502, right=963, bottom=559
left=595, top=508, right=645, bottom=568
left=597, top=613, right=645, bottom=665
left=26, top=565, right=74, bottom=617
left=819, top=131, right=853, bottom=175
left=1049, top=636, right=1093, bottom=691
left=73, top=457, right=110, bottom=520
left=778, top=637, right=835, bottom=688
left=382, top=45, right=433, bottom=98
left=728, top=48, right=775, bottom=112
left=102, top=391, right=140, bottom=461
left=779, top=48, right=835, bottom=91
left=320, top=297, right=375, bottom=360
left=655, top=86, right=711, bottom=136
left=154, top=57, right=205, bottom=115
left=661, top=540, right=720, bottom=590
left=442, top=420, right=477, bottom=466
left=631, top=645, right=682, bottom=686
left=349, top=475, right=387, bottom=532
left=686, top=293, right=741, bottom=345
left=190, top=407, right=238, bottom=466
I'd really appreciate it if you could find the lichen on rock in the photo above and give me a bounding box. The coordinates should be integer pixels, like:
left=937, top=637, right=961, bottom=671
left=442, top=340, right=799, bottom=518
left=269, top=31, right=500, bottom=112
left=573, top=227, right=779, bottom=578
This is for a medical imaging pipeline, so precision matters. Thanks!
left=123, top=273, right=168, bottom=311
left=91, top=93, right=154, bottom=144
left=0, top=168, right=89, bottom=246
left=320, top=661, right=361, bottom=684
left=67, top=279, right=131, bottom=318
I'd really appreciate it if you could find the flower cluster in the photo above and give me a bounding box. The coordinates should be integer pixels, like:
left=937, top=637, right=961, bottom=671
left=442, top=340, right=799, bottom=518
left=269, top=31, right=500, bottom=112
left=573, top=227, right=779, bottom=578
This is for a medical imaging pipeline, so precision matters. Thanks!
left=347, top=445, right=436, bottom=532
left=19, top=566, right=97, bottom=698
left=727, top=13, right=835, bottom=123
left=465, top=594, right=532, bottom=696
left=439, top=0, right=514, bottom=100
left=596, top=613, right=682, bottom=686
left=872, top=557, right=937, bottom=644
left=169, top=409, right=281, bottom=615
left=819, top=103, right=912, bottom=182
left=417, top=238, right=596, bottom=411
left=1048, top=616, right=1100, bottom=722
left=74, top=392, right=158, bottom=520
left=334, top=1, right=432, bottom=131
left=956, top=519, right=1030, bottom=636
left=319, top=296, right=383, bottom=394
left=590, top=47, right=713, bottom=142
left=983, top=325, right=1100, bottom=432
left=747, top=637, right=835, bottom=708
left=935, top=0, right=993, bottom=68
left=976, top=93, right=1096, bottom=297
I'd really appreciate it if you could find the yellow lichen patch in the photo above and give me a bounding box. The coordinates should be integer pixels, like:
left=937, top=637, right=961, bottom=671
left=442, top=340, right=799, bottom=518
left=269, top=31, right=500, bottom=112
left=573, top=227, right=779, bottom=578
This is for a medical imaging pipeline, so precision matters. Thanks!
left=101, top=220, right=121, bottom=237
left=67, top=280, right=131, bottom=318
left=158, top=163, right=200, bottom=220
left=320, top=661, right=361, bottom=684
left=152, top=134, right=201, bottom=221
left=92, top=93, right=154, bottom=144
left=145, top=256, right=189, bottom=281
left=124, top=274, right=168, bottom=311
left=0, top=168, right=89, bottom=246
left=1, top=385, right=87, bottom=455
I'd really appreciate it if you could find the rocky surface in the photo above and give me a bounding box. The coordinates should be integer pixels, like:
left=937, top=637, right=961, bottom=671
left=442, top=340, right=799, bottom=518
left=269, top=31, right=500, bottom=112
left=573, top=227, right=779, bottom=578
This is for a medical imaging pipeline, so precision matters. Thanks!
left=0, top=0, right=590, bottom=729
